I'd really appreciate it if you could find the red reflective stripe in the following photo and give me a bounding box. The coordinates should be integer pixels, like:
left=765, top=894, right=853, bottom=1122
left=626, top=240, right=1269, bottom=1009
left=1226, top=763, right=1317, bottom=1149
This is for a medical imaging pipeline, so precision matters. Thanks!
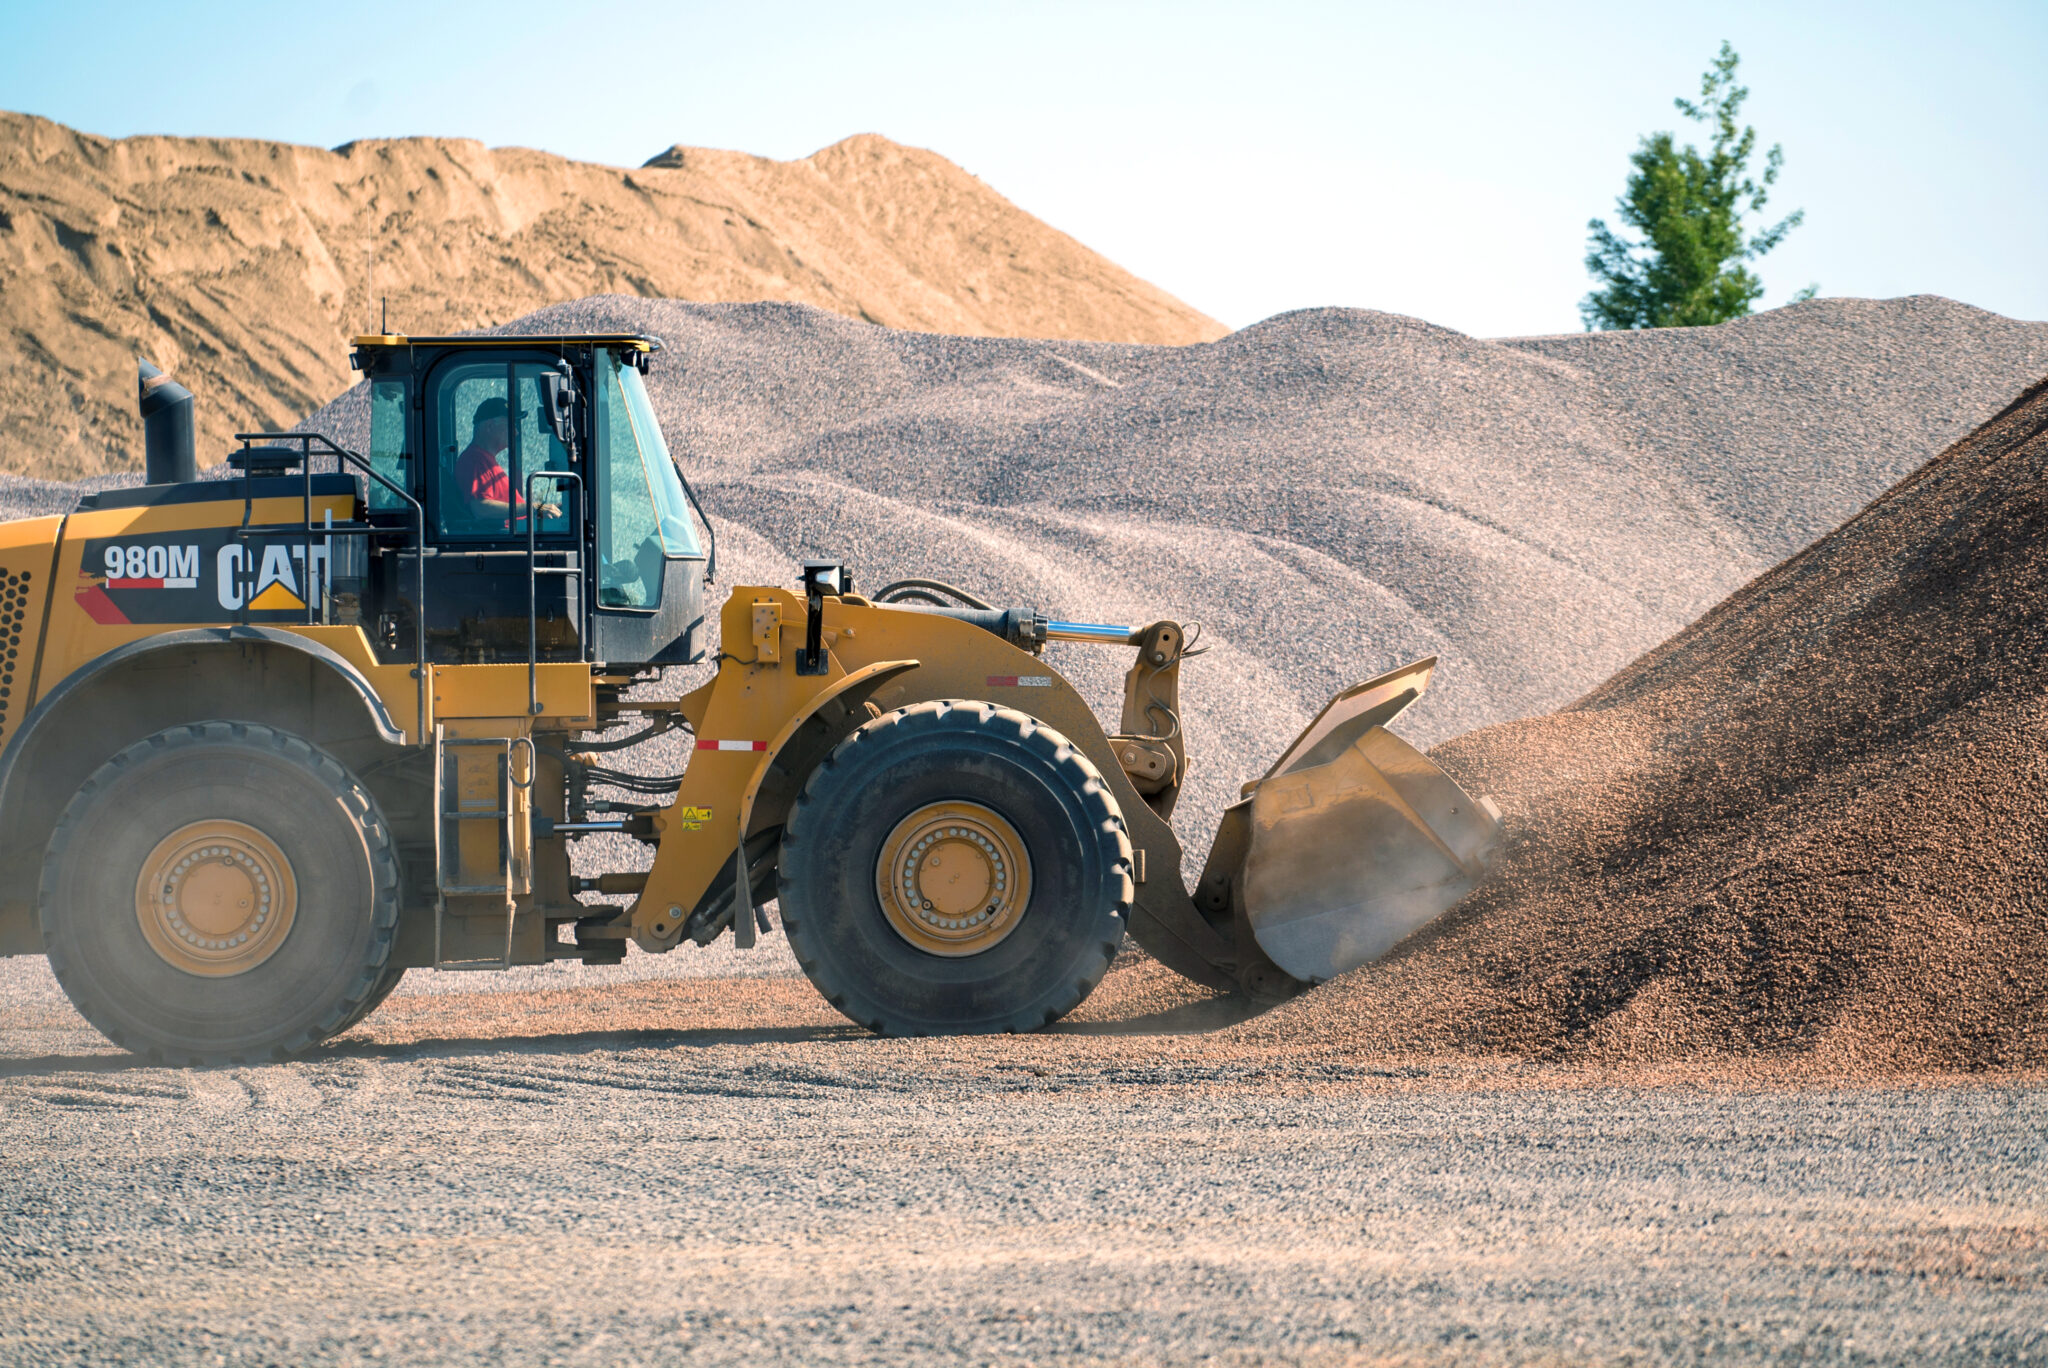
left=986, top=676, right=1018, bottom=687
left=74, top=585, right=129, bottom=625
left=696, top=739, right=768, bottom=751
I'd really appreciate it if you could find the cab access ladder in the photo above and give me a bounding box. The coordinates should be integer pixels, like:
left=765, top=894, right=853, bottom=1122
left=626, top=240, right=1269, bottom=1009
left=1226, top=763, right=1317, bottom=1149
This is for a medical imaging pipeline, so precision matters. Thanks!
left=431, top=725, right=534, bottom=970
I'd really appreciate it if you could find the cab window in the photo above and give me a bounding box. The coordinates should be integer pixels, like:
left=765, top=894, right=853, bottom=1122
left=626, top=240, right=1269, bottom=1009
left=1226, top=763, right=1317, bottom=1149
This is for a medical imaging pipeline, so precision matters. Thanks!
left=366, top=378, right=409, bottom=512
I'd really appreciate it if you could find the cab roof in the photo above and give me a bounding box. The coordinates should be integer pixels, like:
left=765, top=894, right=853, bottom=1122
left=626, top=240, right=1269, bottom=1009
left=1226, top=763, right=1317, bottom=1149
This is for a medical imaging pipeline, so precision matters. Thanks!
left=349, top=333, right=662, bottom=352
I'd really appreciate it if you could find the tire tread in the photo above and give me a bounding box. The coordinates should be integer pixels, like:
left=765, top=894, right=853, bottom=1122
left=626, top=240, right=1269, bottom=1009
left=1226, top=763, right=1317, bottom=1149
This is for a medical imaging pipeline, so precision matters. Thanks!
left=779, top=699, right=1132, bottom=1036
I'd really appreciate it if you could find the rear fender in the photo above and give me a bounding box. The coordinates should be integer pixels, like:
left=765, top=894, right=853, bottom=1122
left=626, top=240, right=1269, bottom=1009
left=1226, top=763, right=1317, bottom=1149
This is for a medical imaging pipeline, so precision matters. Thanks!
left=0, top=629, right=409, bottom=955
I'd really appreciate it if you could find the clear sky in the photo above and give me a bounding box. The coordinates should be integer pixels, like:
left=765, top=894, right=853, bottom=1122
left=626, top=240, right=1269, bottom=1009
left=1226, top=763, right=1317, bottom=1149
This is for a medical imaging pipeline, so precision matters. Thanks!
left=4, top=0, right=2043, bottom=337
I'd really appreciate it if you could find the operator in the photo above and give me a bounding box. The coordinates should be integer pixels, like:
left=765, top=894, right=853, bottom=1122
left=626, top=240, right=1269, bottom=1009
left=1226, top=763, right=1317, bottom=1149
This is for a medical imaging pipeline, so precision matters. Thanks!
left=455, top=396, right=562, bottom=530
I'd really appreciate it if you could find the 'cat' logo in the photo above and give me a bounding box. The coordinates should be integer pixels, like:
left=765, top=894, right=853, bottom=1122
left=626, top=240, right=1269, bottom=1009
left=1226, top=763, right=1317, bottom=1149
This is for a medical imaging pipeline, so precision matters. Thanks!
left=216, top=543, right=330, bottom=612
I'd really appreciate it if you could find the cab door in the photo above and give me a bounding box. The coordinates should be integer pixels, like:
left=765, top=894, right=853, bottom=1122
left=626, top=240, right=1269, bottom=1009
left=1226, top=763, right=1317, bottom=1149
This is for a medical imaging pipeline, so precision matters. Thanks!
left=417, top=353, right=583, bottom=664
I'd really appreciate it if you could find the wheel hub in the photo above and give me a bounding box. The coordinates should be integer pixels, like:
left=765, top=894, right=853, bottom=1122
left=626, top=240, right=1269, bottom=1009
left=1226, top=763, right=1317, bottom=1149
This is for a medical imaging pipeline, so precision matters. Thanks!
left=134, top=820, right=298, bottom=977
left=877, top=802, right=1032, bottom=957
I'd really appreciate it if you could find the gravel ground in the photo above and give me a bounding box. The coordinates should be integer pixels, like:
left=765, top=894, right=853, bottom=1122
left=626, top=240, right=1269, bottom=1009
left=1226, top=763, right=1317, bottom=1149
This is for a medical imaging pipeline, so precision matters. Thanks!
left=3, top=972, right=2046, bottom=1368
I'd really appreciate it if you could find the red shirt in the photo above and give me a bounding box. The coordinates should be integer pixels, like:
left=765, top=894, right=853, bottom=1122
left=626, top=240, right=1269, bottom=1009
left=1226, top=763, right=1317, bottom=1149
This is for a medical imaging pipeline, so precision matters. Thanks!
left=454, top=441, right=526, bottom=527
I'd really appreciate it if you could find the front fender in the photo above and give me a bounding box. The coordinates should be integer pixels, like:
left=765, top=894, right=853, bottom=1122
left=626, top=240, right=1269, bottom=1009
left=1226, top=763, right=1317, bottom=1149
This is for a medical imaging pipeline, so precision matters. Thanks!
left=737, top=659, right=922, bottom=841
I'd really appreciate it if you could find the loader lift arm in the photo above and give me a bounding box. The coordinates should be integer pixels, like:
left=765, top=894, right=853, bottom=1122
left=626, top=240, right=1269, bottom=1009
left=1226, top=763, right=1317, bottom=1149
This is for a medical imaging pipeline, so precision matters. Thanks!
left=580, top=576, right=1499, bottom=1004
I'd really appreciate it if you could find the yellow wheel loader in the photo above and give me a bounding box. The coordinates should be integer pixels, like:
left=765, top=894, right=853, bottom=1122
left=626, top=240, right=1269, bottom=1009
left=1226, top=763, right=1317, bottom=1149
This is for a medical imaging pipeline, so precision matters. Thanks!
left=0, top=335, right=1501, bottom=1061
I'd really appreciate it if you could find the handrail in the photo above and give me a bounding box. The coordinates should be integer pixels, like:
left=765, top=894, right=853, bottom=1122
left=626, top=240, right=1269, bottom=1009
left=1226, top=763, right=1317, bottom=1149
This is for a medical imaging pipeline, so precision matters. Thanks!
left=234, top=430, right=430, bottom=746
left=526, top=469, right=587, bottom=716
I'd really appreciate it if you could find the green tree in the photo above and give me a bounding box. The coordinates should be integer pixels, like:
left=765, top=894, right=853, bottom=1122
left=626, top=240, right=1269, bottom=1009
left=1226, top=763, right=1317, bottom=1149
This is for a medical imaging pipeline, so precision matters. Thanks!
left=1581, top=42, right=1812, bottom=330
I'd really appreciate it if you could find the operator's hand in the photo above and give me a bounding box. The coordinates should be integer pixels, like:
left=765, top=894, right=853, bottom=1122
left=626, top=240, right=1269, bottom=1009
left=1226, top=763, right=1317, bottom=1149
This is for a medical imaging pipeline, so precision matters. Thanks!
left=537, top=501, right=563, bottom=518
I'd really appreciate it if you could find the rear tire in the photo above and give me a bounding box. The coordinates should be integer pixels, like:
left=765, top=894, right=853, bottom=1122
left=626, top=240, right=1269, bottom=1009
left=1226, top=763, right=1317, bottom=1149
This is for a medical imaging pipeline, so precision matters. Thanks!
left=39, top=722, right=400, bottom=1064
left=778, top=700, right=1131, bottom=1035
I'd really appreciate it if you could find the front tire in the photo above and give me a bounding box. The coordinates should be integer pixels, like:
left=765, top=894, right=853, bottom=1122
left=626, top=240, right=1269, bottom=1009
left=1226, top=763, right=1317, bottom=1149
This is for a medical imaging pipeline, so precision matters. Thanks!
left=778, top=700, right=1132, bottom=1035
left=39, top=722, right=400, bottom=1064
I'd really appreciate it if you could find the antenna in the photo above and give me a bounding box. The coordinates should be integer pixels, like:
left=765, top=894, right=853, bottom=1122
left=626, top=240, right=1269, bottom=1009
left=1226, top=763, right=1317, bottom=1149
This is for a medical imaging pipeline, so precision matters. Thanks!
left=381, top=295, right=388, bottom=334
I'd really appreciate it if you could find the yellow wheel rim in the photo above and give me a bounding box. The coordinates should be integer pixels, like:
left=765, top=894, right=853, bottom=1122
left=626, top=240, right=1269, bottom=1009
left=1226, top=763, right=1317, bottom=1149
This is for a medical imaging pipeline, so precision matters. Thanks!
left=134, top=820, right=298, bottom=978
left=876, top=801, right=1032, bottom=957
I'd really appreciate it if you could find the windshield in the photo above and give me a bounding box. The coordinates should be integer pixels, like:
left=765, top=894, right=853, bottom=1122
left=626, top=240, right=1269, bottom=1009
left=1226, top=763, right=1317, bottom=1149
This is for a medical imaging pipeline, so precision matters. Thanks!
left=596, top=351, right=702, bottom=608
left=612, top=356, right=699, bottom=557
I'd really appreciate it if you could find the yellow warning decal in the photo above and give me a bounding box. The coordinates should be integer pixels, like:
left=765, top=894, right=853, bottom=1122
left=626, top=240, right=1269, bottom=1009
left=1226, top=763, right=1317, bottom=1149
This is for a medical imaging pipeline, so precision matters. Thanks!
left=675, top=805, right=713, bottom=832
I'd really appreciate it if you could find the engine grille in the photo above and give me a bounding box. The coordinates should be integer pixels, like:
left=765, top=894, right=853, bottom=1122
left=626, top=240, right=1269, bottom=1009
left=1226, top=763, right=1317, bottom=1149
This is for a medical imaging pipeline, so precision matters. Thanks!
left=0, top=567, right=32, bottom=749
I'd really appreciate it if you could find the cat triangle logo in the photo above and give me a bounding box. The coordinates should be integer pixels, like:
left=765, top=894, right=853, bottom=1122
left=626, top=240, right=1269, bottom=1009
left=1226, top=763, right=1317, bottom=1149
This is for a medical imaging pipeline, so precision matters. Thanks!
left=247, top=544, right=304, bottom=611
left=248, top=580, right=305, bottom=611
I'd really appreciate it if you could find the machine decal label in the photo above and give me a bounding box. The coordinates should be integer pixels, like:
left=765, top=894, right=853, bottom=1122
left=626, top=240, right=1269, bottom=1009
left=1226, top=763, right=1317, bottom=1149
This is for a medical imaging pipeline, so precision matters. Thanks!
left=102, top=543, right=200, bottom=589
left=217, top=542, right=322, bottom=612
left=986, top=675, right=1053, bottom=688
left=695, top=739, right=769, bottom=752
left=71, top=530, right=338, bottom=625
left=73, top=570, right=129, bottom=625
left=675, top=805, right=713, bottom=831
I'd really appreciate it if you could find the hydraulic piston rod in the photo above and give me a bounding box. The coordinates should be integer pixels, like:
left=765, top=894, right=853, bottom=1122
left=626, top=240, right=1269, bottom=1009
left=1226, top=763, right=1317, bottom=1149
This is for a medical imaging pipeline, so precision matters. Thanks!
left=1045, top=620, right=1138, bottom=644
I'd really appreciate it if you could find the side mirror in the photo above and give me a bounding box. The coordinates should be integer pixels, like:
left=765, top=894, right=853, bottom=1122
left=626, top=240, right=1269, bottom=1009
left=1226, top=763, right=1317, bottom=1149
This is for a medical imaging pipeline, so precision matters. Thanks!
left=539, top=370, right=579, bottom=449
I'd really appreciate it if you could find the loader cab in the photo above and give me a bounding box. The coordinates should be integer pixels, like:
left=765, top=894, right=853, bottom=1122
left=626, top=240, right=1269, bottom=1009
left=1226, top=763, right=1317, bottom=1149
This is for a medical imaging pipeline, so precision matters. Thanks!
left=351, top=333, right=710, bottom=669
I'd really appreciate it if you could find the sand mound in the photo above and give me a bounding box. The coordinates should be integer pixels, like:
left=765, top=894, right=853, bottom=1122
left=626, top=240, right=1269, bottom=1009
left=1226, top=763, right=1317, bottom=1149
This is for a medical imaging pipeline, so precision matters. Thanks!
left=0, top=111, right=1222, bottom=478
left=1240, top=376, right=2048, bottom=1069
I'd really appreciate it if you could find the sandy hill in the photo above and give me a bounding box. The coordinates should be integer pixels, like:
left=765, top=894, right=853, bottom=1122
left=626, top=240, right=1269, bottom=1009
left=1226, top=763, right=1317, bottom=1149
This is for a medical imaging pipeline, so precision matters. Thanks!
left=0, top=111, right=1223, bottom=477
left=1240, top=373, right=2048, bottom=1070
left=261, top=293, right=2048, bottom=852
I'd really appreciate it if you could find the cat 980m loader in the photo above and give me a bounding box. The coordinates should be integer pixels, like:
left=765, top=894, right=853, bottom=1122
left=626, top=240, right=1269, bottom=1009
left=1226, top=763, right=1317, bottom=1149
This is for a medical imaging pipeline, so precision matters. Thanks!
left=0, top=335, right=1501, bottom=1061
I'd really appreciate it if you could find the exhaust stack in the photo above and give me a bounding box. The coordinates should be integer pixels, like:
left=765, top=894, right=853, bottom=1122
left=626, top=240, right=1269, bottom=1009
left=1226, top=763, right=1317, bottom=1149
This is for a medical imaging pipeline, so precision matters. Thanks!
left=137, top=358, right=197, bottom=485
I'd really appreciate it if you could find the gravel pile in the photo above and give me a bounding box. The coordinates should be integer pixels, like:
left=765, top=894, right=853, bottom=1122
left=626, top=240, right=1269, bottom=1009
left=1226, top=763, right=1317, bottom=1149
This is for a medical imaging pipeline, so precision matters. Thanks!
left=293, top=292, right=2047, bottom=850
left=1238, top=376, right=2048, bottom=1069
left=3, top=293, right=2042, bottom=1022
left=6, top=291, right=2034, bottom=856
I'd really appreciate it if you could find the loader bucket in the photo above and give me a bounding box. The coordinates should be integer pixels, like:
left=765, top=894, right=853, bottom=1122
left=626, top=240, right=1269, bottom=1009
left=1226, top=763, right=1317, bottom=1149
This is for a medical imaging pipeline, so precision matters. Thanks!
left=1235, top=658, right=1502, bottom=983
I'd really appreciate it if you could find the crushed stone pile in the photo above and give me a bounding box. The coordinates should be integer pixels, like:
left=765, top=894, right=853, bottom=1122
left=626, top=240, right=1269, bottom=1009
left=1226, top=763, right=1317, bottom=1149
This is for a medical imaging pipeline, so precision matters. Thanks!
left=5, top=292, right=2037, bottom=860
left=294, top=293, right=2047, bottom=852
left=2, top=293, right=2043, bottom=1024
left=1237, top=375, right=2048, bottom=1070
